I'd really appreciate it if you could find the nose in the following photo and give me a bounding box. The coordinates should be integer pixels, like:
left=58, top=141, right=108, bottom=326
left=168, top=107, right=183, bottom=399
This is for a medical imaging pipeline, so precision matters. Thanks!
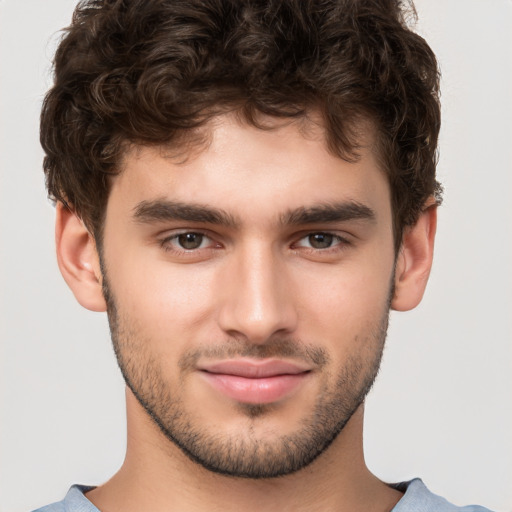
left=217, top=243, right=298, bottom=344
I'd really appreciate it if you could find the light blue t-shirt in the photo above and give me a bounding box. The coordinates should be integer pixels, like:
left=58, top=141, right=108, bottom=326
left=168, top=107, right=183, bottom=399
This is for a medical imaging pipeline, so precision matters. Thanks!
left=33, top=479, right=493, bottom=512
left=390, top=480, right=493, bottom=512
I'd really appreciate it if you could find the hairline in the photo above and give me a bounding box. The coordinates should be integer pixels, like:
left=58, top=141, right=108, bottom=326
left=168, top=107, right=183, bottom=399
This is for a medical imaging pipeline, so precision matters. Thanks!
left=90, top=110, right=408, bottom=259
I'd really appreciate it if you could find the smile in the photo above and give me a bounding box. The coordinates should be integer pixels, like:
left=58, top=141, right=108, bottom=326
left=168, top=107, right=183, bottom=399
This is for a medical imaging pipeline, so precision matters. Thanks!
left=198, top=359, right=312, bottom=404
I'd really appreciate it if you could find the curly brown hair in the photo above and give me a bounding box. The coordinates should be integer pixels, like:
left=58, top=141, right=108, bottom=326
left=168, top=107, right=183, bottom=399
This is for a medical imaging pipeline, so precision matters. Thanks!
left=40, top=0, right=442, bottom=249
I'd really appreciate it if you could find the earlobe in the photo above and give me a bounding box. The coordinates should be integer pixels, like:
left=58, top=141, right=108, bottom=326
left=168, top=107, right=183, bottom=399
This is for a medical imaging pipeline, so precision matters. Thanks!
left=391, top=204, right=437, bottom=312
left=55, top=202, right=107, bottom=312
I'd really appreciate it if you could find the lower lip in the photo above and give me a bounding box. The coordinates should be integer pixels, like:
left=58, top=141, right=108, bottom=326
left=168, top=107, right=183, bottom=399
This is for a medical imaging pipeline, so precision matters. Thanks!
left=200, top=372, right=310, bottom=404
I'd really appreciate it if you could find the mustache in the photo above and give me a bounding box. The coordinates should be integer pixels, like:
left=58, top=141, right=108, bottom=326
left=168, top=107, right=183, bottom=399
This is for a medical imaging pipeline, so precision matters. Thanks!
left=178, top=338, right=329, bottom=372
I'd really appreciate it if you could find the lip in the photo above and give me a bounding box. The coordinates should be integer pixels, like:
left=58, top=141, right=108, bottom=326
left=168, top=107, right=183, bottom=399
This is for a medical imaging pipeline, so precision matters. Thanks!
left=198, top=359, right=311, bottom=404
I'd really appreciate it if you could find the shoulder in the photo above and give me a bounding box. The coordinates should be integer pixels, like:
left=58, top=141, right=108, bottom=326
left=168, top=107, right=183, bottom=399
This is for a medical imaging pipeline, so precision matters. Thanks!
left=32, top=485, right=98, bottom=512
left=391, top=479, right=494, bottom=512
left=393, top=479, right=494, bottom=511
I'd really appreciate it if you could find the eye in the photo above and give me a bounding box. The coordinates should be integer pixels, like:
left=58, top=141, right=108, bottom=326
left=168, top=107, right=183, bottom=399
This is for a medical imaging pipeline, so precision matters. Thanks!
left=177, top=232, right=206, bottom=250
left=296, top=232, right=343, bottom=250
left=161, top=232, right=213, bottom=251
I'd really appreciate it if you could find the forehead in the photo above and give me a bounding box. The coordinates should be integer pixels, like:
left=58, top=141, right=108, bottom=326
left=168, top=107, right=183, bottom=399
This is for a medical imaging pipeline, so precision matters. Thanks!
left=109, top=113, right=389, bottom=223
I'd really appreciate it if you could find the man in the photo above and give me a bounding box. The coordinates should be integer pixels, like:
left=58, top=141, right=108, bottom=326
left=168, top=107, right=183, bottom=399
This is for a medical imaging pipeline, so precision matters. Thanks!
left=33, top=0, right=493, bottom=510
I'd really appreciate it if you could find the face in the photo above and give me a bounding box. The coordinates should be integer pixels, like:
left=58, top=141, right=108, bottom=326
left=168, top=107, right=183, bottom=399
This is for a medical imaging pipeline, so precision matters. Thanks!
left=100, top=115, right=397, bottom=478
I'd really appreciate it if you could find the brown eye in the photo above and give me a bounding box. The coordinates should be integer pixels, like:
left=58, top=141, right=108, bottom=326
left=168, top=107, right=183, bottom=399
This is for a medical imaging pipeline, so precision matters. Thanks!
left=308, top=233, right=334, bottom=249
left=177, top=233, right=204, bottom=250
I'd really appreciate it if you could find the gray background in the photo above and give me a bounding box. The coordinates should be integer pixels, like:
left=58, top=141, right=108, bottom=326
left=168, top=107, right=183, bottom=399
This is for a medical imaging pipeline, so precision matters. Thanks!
left=1, top=0, right=511, bottom=511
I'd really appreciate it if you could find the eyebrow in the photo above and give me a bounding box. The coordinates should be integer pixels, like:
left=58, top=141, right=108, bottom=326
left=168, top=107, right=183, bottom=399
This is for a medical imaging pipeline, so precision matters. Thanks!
left=132, top=199, right=376, bottom=228
left=280, top=201, right=376, bottom=226
left=133, top=200, right=239, bottom=228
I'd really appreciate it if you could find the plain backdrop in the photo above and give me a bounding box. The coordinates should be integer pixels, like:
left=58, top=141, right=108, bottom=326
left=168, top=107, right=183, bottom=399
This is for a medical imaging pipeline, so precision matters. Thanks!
left=1, top=1, right=511, bottom=511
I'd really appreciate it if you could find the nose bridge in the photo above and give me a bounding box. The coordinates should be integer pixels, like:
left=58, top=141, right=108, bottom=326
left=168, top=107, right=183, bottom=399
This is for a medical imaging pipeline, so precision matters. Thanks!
left=218, top=239, right=297, bottom=343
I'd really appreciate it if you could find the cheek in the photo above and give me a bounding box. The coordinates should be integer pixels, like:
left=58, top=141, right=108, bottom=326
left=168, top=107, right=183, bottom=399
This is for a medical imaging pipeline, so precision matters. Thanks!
left=291, top=254, right=394, bottom=365
left=105, top=248, right=218, bottom=353
left=128, top=266, right=213, bottom=314
left=297, top=259, right=394, bottom=324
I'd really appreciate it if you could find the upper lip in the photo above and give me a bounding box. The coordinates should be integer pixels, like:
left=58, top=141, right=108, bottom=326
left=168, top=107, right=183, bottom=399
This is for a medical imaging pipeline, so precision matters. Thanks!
left=198, top=359, right=311, bottom=378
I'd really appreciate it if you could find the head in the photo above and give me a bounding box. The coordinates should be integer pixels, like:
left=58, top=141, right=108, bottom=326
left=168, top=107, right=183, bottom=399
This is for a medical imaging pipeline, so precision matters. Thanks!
left=43, top=0, right=441, bottom=479
left=41, top=0, right=441, bottom=251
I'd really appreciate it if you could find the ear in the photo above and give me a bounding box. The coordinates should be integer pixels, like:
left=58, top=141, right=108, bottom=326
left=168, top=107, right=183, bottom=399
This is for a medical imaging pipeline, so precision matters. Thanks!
left=391, top=203, right=437, bottom=311
left=55, top=202, right=107, bottom=312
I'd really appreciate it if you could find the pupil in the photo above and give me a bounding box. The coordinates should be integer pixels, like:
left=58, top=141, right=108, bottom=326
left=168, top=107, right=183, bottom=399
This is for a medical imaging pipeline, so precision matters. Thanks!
left=178, top=233, right=203, bottom=249
left=309, top=233, right=333, bottom=249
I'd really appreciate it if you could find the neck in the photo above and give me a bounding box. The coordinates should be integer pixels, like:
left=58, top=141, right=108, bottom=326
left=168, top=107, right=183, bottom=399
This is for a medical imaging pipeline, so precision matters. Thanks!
left=86, top=389, right=402, bottom=512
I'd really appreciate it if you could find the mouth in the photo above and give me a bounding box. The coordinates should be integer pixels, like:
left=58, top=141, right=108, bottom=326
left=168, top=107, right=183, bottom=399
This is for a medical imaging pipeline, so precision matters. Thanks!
left=198, top=359, right=312, bottom=404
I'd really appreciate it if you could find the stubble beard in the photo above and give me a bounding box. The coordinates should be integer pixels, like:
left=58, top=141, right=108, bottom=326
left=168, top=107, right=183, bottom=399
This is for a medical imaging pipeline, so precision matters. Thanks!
left=103, top=276, right=390, bottom=479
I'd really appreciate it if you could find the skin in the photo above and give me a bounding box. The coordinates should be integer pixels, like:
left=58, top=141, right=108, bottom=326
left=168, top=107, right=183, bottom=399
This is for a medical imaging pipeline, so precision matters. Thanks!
left=56, top=114, right=436, bottom=512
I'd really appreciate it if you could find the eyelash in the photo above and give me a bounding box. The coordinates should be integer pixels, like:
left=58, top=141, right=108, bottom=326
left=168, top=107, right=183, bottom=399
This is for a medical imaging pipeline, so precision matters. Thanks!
left=158, top=231, right=352, bottom=256
left=159, top=231, right=218, bottom=254
left=292, top=232, right=350, bottom=252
